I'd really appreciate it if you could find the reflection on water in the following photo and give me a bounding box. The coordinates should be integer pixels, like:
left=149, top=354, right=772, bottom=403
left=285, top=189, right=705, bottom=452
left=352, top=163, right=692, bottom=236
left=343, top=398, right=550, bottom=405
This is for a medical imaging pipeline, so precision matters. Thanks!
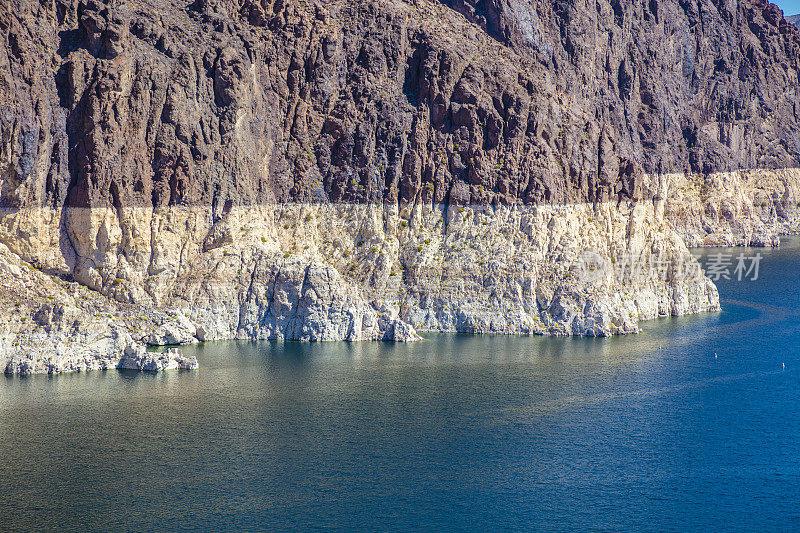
left=2, top=239, right=800, bottom=530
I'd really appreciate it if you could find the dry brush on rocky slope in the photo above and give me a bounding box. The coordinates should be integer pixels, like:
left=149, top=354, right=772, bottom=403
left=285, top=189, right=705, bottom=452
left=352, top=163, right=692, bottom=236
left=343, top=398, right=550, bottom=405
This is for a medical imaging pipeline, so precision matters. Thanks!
left=2, top=0, right=800, bottom=372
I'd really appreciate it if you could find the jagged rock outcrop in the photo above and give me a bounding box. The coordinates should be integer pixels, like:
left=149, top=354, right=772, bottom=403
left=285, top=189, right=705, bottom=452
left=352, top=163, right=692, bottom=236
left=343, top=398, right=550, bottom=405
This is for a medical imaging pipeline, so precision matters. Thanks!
left=0, top=240, right=195, bottom=373
left=118, top=345, right=199, bottom=371
left=0, top=193, right=717, bottom=375
left=3, top=0, right=799, bottom=373
left=0, top=231, right=421, bottom=374
left=3, top=0, right=799, bottom=219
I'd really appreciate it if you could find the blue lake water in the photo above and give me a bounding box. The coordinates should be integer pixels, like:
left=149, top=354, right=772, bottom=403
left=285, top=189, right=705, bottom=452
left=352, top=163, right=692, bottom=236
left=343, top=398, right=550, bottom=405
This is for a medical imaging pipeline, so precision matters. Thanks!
left=2, top=240, right=800, bottom=531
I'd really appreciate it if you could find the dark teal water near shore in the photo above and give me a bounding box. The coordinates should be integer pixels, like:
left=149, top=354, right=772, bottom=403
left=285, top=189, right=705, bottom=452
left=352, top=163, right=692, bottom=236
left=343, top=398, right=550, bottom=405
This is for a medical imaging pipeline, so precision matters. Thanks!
left=3, top=240, right=800, bottom=531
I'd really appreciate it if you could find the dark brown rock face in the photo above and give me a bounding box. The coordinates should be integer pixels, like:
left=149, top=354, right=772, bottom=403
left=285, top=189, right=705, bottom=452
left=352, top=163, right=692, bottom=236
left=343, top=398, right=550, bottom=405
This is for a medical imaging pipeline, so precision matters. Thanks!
left=2, top=0, right=800, bottom=213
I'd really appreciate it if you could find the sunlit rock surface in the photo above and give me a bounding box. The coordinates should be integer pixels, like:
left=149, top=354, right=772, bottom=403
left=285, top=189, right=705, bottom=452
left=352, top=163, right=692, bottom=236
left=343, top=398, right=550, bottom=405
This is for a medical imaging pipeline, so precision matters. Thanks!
left=4, top=0, right=800, bottom=372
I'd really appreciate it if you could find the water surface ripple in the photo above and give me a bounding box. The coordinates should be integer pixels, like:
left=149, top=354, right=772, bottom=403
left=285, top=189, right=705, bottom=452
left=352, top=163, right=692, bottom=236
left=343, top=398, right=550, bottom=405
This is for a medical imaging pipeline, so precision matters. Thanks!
left=2, top=240, right=800, bottom=531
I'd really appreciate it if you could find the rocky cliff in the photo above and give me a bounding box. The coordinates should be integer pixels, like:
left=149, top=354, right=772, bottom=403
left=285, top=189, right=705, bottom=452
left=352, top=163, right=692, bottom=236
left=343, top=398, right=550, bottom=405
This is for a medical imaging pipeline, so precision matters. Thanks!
left=3, top=0, right=800, bottom=373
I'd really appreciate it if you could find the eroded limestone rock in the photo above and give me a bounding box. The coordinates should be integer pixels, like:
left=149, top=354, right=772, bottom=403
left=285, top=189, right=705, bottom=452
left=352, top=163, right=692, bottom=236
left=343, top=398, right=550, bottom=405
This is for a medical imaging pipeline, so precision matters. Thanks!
left=118, top=345, right=199, bottom=372
left=661, top=169, right=800, bottom=247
